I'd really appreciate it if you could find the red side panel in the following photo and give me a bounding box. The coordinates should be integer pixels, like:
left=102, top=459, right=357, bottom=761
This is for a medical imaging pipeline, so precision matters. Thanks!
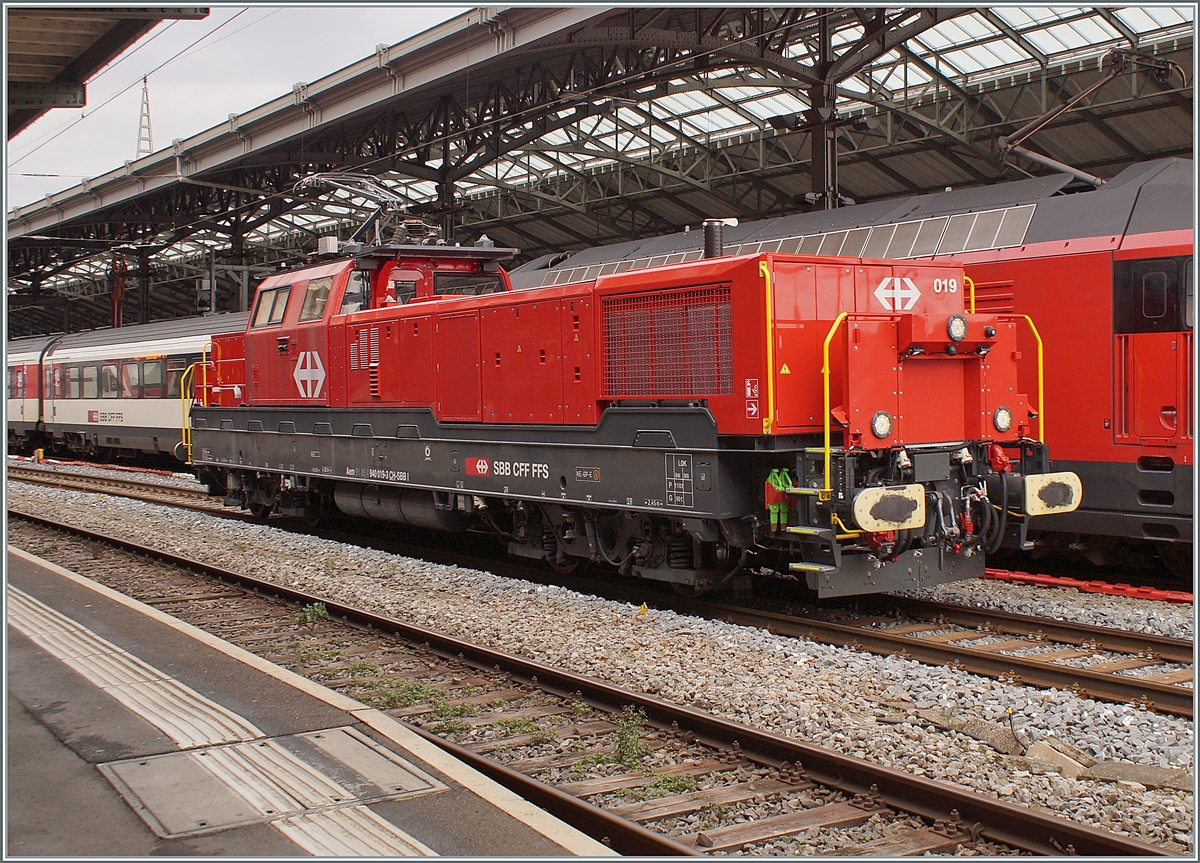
left=399, top=314, right=435, bottom=405
left=843, top=319, right=899, bottom=446
left=436, top=311, right=481, bottom=421
left=561, top=293, right=598, bottom=424
left=1115, top=332, right=1189, bottom=443
left=480, top=300, right=563, bottom=423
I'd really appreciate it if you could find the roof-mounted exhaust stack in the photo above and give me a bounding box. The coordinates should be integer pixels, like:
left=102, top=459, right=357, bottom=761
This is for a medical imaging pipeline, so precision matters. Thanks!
left=702, top=218, right=738, bottom=259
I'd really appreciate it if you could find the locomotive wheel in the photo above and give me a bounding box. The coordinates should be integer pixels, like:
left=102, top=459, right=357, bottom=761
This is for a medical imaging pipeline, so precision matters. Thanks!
left=547, top=556, right=580, bottom=575
left=1157, top=542, right=1194, bottom=581
left=249, top=502, right=272, bottom=522
left=302, top=505, right=323, bottom=528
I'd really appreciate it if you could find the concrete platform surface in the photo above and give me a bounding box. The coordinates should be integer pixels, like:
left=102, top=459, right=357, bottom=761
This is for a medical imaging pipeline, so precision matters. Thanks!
left=6, top=546, right=615, bottom=857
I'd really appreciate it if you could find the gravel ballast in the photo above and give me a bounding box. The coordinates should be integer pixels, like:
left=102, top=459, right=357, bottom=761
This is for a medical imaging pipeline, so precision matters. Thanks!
left=7, top=477, right=1195, bottom=852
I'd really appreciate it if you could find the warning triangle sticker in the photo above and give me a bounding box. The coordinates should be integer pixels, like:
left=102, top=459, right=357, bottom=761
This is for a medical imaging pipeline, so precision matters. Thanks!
left=780, top=363, right=791, bottom=375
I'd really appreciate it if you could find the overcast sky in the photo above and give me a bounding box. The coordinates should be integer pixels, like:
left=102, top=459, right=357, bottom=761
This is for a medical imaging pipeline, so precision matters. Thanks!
left=6, top=5, right=468, bottom=209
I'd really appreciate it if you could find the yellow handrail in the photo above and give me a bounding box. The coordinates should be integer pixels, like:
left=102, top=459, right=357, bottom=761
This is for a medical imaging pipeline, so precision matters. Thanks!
left=1023, top=315, right=1045, bottom=441
left=821, top=312, right=850, bottom=500
left=760, top=260, right=776, bottom=434
left=180, top=363, right=196, bottom=464
left=964, top=274, right=975, bottom=314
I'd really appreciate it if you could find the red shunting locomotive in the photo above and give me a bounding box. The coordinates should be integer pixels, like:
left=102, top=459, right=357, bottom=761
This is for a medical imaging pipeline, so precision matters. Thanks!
left=193, top=219, right=1081, bottom=596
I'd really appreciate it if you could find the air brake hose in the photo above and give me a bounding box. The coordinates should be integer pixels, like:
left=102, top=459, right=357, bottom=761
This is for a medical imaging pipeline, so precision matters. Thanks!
left=987, top=474, right=1009, bottom=554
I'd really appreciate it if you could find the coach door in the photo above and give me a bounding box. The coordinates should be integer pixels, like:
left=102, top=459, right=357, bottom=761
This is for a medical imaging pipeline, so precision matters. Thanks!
left=1113, top=256, right=1192, bottom=444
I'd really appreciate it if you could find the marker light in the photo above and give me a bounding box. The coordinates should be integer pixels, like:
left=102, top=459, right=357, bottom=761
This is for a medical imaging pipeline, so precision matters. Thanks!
left=947, top=314, right=968, bottom=341
left=993, top=406, right=1013, bottom=434
left=871, top=410, right=893, bottom=439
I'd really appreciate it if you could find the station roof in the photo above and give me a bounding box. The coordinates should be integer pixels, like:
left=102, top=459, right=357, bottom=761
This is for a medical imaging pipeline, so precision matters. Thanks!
left=6, top=7, right=210, bottom=139
left=6, top=6, right=1194, bottom=336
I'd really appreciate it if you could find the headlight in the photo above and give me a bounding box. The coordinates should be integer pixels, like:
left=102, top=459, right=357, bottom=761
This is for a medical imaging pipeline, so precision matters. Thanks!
left=993, top=406, right=1013, bottom=434
left=947, top=314, right=967, bottom=341
left=871, top=410, right=893, bottom=439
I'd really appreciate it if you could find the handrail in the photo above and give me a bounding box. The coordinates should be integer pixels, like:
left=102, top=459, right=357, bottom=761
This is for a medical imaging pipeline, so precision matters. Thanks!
left=820, top=312, right=849, bottom=501
left=964, top=275, right=975, bottom=314
left=179, top=363, right=197, bottom=464
left=1023, top=315, right=1044, bottom=441
left=760, top=260, right=776, bottom=434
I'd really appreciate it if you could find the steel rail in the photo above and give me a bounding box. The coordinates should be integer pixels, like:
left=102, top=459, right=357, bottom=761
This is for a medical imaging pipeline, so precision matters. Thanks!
left=8, top=465, right=210, bottom=496
left=860, top=594, right=1194, bottom=664
left=11, top=470, right=1190, bottom=712
left=9, top=509, right=1175, bottom=857
left=695, top=601, right=1193, bottom=718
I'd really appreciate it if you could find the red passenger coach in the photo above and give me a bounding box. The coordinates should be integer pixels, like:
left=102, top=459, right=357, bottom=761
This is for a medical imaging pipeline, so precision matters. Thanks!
left=193, top=226, right=1080, bottom=597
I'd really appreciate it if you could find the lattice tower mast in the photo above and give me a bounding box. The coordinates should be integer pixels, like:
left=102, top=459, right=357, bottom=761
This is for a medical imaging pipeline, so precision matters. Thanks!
left=136, top=77, right=153, bottom=158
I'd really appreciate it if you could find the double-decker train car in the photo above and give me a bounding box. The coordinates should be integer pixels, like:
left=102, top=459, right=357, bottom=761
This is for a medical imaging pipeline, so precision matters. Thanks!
left=512, top=158, right=1193, bottom=576
left=191, top=226, right=1080, bottom=597
left=6, top=313, right=248, bottom=461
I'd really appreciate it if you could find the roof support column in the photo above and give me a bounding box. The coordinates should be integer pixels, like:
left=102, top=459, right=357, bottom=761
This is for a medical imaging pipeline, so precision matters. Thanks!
left=809, top=14, right=838, bottom=210
left=438, top=178, right=455, bottom=241
left=137, top=251, right=149, bottom=324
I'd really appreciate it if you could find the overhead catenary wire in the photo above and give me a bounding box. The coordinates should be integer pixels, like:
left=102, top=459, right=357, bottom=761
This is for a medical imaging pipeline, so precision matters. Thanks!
left=8, top=9, right=251, bottom=168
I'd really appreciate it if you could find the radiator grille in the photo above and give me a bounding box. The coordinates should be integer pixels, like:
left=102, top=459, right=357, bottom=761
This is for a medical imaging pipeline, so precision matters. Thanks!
left=602, top=286, right=733, bottom=397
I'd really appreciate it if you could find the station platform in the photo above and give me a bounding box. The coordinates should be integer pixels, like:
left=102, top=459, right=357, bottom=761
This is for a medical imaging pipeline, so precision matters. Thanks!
left=6, top=547, right=615, bottom=857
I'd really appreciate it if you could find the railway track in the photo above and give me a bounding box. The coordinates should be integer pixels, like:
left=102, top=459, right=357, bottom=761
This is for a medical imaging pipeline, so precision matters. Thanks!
left=687, top=596, right=1194, bottom=719
left=7, top=511, right=1175, bottom=857
left=9, top=463, right=1193, bottom=718
left=7, top=463, right=221, bottom=512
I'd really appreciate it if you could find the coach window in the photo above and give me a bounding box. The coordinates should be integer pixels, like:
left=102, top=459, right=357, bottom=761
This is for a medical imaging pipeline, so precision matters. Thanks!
left=142, top=360, right=165, bottom=398
left=1114, top=258, right=1184, bottom=334
left=46, top=368, right=56, bottom=399
left=166, top=357, right=192, bottom=398
left=65, top=366, right=81, bottom=399
left=100, top=364, right=120, bottom=399
left=121, top=362, right=141, bottom=398
left=433, top=271, right=503, bottom=297
left=1185, top=258, right=1194, bottom=330
left=340, top=270, right=371, bottom=313
left=81, top=365, right=99, bottom=399
left=16, top=369, right=24, bottom=397
left=299, top=277, right=333, bottom=322
left=253, top=286, right=291, bottom=327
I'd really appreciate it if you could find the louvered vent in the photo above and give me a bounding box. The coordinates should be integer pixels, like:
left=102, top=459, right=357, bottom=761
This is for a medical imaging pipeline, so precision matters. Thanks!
left=602, top=286, right=732, bottom=397
left=973, top=280, right=1016, bottom=314
left=351, top=327, right=382, bottom=397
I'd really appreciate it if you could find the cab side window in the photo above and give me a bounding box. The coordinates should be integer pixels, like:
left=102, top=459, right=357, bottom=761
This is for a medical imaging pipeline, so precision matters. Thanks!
left=1114, top=257, right=1190, bottom=334
left=433, top=272, right=503, bottom=297
left=299, top=277, right=333, bottom=322
left=340, top=271, right=371, bottom=314
left=252, top=286, right=292, bottom=327
left=387, top=269, right=421, bottom=304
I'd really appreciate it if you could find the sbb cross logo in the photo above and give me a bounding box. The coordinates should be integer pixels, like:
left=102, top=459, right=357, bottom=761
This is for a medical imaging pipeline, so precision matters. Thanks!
left=466, top=458, right=490, bottom=476
left=293, top=351, right=326, bottom=398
